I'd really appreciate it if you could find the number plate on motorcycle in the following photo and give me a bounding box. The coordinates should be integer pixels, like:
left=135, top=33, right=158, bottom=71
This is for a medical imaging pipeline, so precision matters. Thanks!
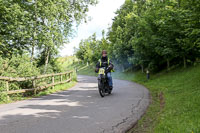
left=99, top=68, right=105, bottom=75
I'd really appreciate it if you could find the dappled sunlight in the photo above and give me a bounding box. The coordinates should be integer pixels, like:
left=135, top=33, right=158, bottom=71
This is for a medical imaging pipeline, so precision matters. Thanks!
left=0, top=75, right=150, bottom=133
left=0, top=108, right=60, bottom=118
left=74, top=85, right=97, bottom=91
left=0, top=99, right=83, bottom=120
left=50, top=93, right=70, bottom=97
left=38, top=100, right=82, bottom=107
left=72, top=116, right=89, bottom=119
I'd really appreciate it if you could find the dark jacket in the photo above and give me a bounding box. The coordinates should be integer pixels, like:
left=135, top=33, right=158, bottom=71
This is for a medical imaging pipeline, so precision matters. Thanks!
left=95, top=56, right=114, bottom=73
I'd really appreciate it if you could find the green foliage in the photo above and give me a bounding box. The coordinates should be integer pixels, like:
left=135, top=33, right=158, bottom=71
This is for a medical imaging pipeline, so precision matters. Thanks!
left=0, top=54, right=78, bottom=104
left=0, top=55, right=40, bottom=77
left=0, top=92, right=8, bottom=103
left=76, top=0, right=200, bottom=72
left=0, top=0, right=97, bottom=74
left=75, top=33, right=106, bottom=64
left=77, top=64, right=97, bottom=77
left=0, top=0, right=97, bottom=103
left=56, top=56, right=79, bottom=72
left=74, top=29, right=115, bottom=67
left=0, top=55, right=40, bottom=92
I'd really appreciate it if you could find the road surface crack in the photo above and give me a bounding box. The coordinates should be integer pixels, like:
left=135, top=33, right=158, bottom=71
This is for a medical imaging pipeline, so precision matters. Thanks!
left=109, top=90, right=145, bottom=133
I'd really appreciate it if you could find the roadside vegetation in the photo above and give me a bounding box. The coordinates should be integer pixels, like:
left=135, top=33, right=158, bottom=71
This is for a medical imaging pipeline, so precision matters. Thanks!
left=75, top=0, right=200, bottom=72
left=0, top=0, right=97, bottom=103
left=0, top=0, right=199, bottom=131
left=129, top=64, right=200, bottom=133
left=0, top=56, right=78, bottom=104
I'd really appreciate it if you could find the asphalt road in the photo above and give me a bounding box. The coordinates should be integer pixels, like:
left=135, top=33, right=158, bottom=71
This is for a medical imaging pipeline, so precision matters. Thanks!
left=0, top=75, right=149, bottom=133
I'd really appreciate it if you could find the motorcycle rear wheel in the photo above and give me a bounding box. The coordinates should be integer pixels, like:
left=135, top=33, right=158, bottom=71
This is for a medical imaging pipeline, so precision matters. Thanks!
left=108, top=89, right=112, bottom=94
left=99, top=87, right=105, bottom=97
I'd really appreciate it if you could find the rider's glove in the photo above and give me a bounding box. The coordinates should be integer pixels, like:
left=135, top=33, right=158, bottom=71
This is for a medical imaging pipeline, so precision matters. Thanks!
left=95, top=68, right=99, bottom=73
left=105, top=68, right=110, bottom=73
left=107, top=65, right=113, bottom=72
left=108, top=64, right=113, bottom=70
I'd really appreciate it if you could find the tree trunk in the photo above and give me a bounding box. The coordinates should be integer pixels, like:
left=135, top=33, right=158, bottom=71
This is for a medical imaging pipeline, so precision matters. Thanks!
left=31, top=0, right=37, bottom=63
left=183, top=56, right=186, bottom=68
left=141, top=64, right=144, bottom=73
left=178, top=0, right=181, bottom=8
left=167, top=59, right=170, bottom=71
left=44, top=47, right=50, bottom=74
left=30, top=45, right=34, bottom=63
left=122, top=65, right=125, bottom=72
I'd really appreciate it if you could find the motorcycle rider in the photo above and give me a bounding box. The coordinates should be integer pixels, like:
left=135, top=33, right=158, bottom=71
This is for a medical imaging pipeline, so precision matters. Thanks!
left=95, top=50, right=114, bottom=90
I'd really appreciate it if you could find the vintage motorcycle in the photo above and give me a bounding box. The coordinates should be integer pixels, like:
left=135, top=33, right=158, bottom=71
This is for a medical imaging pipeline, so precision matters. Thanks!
left=98, top=67, right=112, bottom=97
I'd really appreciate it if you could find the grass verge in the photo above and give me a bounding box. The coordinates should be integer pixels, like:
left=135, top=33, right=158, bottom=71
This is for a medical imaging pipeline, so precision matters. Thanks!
left=77, top=64, right=97, bottom=76
left=129, top=65, right=200, bottom=133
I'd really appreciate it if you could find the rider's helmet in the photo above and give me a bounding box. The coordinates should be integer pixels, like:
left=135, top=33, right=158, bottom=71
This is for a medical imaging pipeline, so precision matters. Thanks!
left=102, top=50, right=107, bottom=54
left=102, top=50, right=107, bottom=58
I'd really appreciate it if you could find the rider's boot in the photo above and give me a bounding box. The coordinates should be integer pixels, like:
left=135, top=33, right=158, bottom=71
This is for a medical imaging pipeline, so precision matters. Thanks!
left=109, top=86, right=113, bottom=91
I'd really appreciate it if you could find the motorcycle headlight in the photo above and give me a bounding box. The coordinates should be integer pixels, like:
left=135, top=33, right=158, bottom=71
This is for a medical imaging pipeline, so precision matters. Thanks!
left=101, top=74, right=106, bottom=79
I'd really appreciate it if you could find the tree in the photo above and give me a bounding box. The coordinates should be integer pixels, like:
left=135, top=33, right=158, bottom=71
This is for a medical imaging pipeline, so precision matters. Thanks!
left=0, top=0, right=98, bottom=73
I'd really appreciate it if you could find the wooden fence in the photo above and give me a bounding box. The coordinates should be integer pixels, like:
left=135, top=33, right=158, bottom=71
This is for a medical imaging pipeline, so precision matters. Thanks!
left=0, top=71, right=74, bottom=95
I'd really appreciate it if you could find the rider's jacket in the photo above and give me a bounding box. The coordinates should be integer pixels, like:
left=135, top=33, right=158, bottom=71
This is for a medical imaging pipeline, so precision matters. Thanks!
left=96, top=56, right=114, bottom=72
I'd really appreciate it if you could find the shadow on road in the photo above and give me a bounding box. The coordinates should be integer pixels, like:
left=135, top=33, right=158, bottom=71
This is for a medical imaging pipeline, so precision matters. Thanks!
left=0, top=76, right=115, bottom=132
left=0, top=75, right=149, bottom=133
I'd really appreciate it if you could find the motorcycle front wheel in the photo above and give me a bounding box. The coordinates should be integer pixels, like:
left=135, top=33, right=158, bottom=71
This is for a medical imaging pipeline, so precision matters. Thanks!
left=98, top=80, right=105, bottom=97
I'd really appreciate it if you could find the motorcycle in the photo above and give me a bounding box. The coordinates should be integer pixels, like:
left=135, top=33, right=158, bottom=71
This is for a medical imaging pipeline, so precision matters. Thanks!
left=98, top=67, right=112, bottom=97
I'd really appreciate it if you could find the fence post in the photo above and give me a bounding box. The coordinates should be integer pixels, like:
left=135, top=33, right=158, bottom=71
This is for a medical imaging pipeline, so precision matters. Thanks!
left=33, top=80, right=37, bottom=95
left=52, top=76, right=54, bottom=89
left=60, top=75, right=62, bottom=82
left=66, top=73, right=68, bottom=80
left=6, top=81, right=9, bottom=92
left=5, top=81, right=10, bottom=100
left=69, top=72, right=72, bottom=81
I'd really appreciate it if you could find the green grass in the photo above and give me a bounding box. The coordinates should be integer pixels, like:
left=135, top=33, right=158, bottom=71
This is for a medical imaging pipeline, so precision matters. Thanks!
left=130, top=65, right=200, bottom=133
left=74, top=62, right=200, bottom=133
left=57, top=56, right=79, bottom=71
left=77, top=64, right=97, bottom=76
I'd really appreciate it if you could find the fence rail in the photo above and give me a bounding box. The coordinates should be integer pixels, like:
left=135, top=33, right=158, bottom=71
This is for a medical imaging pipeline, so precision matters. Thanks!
left=0, top=71, right=74, bottom=95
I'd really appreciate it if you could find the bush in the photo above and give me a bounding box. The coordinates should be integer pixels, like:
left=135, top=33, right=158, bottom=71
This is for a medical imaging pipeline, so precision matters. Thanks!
left=0, top=55, right=40, bottom=77
left=0, top=92, right=9, bottom=103
left=0, top=55, right=40, bottom=91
